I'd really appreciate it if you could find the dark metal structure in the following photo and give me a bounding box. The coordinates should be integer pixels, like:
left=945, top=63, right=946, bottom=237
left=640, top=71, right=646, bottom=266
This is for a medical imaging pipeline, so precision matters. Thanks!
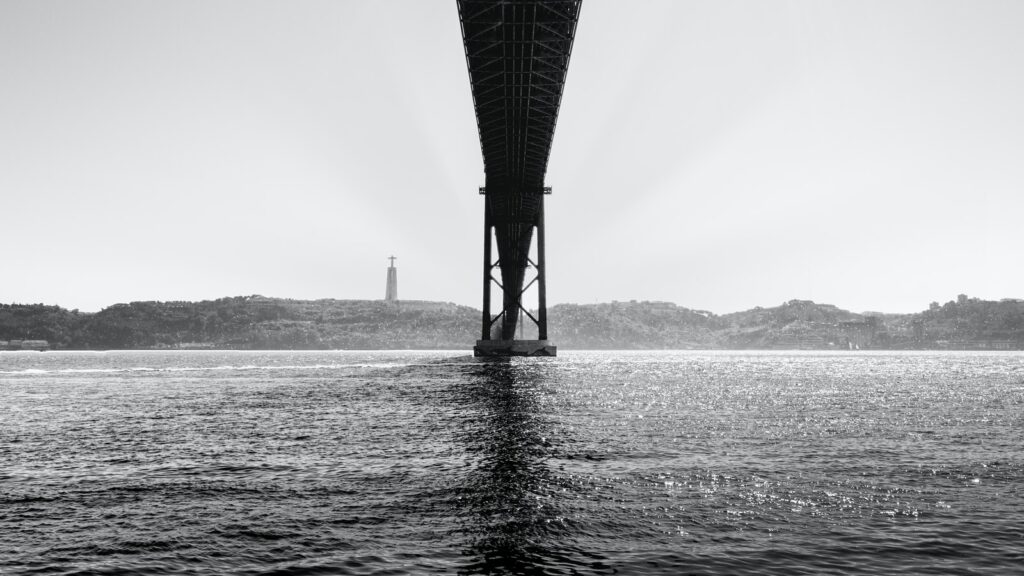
left=458, top=0, right=581, bottom=356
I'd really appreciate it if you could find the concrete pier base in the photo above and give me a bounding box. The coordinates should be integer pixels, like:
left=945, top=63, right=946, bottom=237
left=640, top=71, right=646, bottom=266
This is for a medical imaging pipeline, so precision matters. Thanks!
left=474, top=340, right=557, bottom=357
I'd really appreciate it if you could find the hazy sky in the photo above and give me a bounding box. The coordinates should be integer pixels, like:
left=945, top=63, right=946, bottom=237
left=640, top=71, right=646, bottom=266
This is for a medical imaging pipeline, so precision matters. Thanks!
left=2, top=1, right=1022, bottom=314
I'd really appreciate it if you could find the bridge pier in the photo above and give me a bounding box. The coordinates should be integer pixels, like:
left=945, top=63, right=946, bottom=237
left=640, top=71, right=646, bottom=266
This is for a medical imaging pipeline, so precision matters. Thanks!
left=474, top=339, right=556, bottom=357
left=474, top=192, right=556, bottom=358
left=459, top=0, right=579, bottom=358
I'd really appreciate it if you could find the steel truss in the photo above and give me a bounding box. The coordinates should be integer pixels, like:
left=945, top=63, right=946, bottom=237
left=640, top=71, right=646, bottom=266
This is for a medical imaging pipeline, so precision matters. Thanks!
left=458, top=0, right=581, bottom=353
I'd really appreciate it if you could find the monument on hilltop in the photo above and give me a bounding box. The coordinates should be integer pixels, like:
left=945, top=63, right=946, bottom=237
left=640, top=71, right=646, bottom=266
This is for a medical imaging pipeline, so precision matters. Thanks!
left=385, top=256, right=398, bottom=302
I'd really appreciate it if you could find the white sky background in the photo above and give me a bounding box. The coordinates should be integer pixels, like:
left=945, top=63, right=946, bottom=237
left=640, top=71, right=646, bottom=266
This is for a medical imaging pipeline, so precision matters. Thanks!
left=1, top=0, right=1022, bottom=314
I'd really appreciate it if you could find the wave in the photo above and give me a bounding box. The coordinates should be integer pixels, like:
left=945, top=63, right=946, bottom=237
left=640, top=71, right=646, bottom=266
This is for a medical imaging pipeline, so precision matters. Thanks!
left=0, top=362, right=410, bottom=376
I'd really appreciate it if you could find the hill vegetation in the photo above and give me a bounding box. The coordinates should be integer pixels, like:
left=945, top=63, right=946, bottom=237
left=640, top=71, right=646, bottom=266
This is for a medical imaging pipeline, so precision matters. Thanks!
left=551, top=296, right=1024, bottom=350
left=1, top=297, right=477, bottom=350
left=3, top=294, right=1023, bottom=350
left=547, top=302, right=719, bottom=349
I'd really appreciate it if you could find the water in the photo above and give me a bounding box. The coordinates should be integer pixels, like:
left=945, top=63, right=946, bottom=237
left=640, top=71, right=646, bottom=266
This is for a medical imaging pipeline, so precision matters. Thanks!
left=2, top=350, right=1023, bottom=575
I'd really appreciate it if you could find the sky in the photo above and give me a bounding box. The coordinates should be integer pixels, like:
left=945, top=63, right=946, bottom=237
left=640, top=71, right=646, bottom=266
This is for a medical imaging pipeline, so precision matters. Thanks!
left=2, top=0, right=1023, bottom=314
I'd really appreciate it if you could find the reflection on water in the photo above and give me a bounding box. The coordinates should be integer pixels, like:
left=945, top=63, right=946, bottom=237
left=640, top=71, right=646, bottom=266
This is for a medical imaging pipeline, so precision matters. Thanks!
left=455, top=359, right=565, bottom=574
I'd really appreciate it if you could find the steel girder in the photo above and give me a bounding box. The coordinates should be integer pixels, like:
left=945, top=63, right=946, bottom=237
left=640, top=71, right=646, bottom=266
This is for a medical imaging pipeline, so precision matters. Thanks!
left=458, top=0, right=581, bottom=340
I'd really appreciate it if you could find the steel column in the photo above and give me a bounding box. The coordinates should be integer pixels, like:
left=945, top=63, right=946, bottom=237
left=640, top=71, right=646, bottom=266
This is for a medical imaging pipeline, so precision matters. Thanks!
left=481, top=204, right=492, bottom=341
left=537, top=197, right=548, bottom=341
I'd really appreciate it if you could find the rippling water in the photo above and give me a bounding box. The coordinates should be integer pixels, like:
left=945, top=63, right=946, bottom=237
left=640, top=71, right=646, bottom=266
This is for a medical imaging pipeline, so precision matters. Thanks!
left=2, top=350, right=1023, bottom=575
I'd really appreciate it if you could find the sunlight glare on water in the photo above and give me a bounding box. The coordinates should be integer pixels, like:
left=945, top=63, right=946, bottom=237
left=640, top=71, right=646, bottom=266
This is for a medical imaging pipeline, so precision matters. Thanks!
left=2, top=350, right=1023, bottom=574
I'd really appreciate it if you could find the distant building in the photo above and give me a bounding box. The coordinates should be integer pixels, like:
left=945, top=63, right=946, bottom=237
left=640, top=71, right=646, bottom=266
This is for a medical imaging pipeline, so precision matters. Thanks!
left=2, top=339, right=50, bottom=351
left=837, top=319, right=878, bottom=349
left=385, top=256, right=398, bottom=302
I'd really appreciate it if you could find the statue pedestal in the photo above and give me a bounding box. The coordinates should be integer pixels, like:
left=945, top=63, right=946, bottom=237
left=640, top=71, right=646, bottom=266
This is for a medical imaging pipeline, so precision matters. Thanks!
left=473, top=340, right=557, bottom=357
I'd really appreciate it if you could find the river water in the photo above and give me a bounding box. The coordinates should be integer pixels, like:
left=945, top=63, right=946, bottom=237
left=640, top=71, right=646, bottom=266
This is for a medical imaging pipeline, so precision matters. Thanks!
left=1, top=350, right=1022, bottom=575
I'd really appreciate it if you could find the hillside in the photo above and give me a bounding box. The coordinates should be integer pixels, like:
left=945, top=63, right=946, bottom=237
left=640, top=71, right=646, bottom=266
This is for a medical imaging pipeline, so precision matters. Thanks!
left=3, top=294, right=1024, bottom=350
left=1, top=296, right=478, bottom=350
left=548, top=301, right=720, bottom=349
left=716, top=299, right=868, bottom=349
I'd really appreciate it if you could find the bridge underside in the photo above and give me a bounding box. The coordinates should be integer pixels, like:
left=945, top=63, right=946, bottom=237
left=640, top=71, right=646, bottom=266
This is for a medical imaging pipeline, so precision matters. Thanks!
left=458, top=0, right=581, bottom=356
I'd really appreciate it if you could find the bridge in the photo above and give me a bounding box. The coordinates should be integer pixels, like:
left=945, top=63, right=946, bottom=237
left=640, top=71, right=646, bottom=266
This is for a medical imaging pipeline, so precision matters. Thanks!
left=458, top=0, right=582, bottom=357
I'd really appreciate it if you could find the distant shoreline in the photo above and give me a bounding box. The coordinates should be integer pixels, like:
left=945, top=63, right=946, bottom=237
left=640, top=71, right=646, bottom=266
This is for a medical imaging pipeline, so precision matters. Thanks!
left=3, top=294, right=1023, bottom=352
left=4, top=344, right=1019, bottom=350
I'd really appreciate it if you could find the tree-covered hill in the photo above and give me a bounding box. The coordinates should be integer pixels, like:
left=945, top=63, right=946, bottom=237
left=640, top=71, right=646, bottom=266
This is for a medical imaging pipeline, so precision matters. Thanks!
left=3, top=294, right=1023, bottom=350
left=908, top=295, right=1024, bottom=346
left=0, top=304, right=80, bottom=348
left=548, top=301, right=720, bottom=349
left=546, top=296, right=1024, bottom=349
left=1, top=297, right=479, bottom=350
left=716, top=299, right=866, bottom=349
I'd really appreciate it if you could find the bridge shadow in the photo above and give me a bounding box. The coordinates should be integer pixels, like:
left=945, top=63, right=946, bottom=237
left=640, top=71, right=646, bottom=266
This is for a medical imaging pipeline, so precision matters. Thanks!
left=454, top=359, right=562, bottom=575
left=450, top=358, right=607, bottom=575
